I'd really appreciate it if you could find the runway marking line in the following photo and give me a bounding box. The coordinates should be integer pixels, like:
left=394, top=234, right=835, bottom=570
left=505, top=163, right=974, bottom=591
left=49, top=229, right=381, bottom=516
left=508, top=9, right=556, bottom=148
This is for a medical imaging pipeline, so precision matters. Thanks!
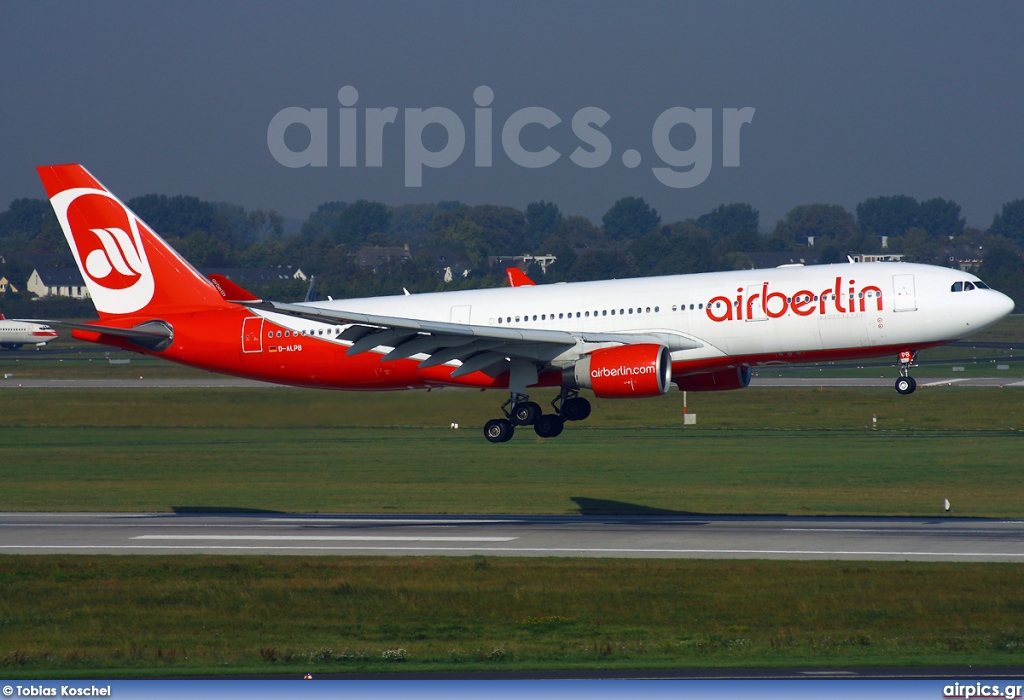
left=920, top=378, right=971, bottom=387
left=132, top=535, right=518, bottom=542
left=263, top=518, right=516, bottom=524
left=3, top=545, right=1024, bottom=558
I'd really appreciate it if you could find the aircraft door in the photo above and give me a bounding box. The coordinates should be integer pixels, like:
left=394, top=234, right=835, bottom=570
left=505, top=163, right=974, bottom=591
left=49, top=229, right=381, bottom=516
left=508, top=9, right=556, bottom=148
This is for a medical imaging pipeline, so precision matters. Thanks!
left=242, top=316, right=264, bottom=353
left=745, top=285, right=767, bottom=321
left=892, top=274, right=917, bottom=312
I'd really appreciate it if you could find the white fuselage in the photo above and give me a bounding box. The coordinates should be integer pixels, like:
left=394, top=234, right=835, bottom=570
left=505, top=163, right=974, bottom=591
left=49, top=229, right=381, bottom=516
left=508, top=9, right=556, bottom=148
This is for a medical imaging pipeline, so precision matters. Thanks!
left=271, top=262, right=1013, bottom=371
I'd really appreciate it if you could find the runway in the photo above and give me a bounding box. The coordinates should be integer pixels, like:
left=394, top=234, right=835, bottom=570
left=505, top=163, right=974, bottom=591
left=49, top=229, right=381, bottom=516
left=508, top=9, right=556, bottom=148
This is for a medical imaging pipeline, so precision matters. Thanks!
left=2, top=512, right=1023, bottom=561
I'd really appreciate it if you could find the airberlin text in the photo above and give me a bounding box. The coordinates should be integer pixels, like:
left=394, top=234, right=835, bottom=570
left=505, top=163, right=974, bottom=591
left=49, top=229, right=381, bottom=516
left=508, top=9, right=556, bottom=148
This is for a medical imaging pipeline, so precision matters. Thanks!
left=592, top=364, right=656, bottom=379
left=706, top=277, right=883, bottom=322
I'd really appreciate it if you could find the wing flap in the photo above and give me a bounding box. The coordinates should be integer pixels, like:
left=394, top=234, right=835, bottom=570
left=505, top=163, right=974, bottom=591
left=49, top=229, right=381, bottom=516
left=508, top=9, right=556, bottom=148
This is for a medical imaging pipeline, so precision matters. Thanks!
left=417, top=340, right=506, bottom=369
left=450, top=352, right=510, bottom=378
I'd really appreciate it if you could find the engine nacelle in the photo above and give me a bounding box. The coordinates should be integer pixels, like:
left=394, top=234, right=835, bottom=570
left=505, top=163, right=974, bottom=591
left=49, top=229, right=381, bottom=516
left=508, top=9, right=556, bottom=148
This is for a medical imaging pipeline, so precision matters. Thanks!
left=675, top=366, right=752, bottom=392
left=564, top=344, right=671, bottom=398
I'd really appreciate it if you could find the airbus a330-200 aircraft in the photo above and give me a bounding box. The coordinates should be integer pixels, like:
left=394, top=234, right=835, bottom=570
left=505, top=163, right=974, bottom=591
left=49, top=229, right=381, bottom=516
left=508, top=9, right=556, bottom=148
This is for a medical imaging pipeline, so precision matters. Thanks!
left=37, top=164, right=1015, bottom=442
left=0, top=314, right=60, bottom=349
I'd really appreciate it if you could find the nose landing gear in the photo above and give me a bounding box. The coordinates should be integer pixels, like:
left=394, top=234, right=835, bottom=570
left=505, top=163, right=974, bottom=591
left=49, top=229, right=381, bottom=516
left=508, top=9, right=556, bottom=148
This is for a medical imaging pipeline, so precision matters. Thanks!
left=895, top=350, right=917, bottom=395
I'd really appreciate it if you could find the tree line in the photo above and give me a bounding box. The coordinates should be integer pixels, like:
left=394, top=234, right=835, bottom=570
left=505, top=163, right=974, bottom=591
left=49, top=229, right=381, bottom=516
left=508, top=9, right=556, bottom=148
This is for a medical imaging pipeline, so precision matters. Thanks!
left=2, top=191, right=1024, bottom=314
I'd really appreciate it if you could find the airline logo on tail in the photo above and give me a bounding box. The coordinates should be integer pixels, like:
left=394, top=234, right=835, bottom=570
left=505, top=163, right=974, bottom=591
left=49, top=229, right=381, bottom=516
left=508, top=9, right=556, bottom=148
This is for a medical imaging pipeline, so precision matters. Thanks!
left=49, top=186, right=155, bottom=314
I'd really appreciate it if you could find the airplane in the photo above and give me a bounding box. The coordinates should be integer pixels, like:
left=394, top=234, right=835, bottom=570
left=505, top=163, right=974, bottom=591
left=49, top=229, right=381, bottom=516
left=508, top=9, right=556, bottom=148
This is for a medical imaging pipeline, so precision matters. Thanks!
left=36, top=164, right=1015, bottom=442
left=0, top=314, right=60, bottom=349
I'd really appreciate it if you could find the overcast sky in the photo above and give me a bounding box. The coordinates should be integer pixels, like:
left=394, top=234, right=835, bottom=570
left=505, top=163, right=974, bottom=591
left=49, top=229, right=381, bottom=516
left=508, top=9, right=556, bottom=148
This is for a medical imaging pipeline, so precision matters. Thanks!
left=2, top=1, right=1023, bottom=229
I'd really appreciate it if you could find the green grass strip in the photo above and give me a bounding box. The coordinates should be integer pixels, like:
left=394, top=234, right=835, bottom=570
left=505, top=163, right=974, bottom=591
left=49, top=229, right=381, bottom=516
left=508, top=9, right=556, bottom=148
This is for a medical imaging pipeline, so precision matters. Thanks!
left=1, top=556, right=1023, bottom=676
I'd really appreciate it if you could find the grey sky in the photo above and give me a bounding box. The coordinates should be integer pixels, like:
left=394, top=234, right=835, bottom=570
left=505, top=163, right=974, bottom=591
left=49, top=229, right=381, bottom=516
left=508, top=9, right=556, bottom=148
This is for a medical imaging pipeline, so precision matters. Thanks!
left=2, top=1, right=1023, bottom=229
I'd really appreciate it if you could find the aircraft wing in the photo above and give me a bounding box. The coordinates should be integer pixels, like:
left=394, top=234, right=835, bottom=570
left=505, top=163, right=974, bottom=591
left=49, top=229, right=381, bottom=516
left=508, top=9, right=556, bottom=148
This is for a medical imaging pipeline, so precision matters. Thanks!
left=243, top=299, right=702, bottom=378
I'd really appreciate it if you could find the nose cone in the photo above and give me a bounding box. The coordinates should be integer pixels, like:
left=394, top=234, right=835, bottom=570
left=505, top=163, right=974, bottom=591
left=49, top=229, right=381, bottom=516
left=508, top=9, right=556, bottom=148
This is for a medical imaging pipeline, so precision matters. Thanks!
left=993, top=291, right=1016, bottom=320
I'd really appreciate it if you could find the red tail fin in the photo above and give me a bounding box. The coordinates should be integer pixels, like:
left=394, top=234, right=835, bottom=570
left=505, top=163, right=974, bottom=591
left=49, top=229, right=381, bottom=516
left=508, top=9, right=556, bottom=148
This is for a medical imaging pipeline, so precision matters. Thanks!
left=506, top=267, right=536, bottom=287
left=37, top=164, right=228, bottom=319
left=208, top=274, right=260, bottom=302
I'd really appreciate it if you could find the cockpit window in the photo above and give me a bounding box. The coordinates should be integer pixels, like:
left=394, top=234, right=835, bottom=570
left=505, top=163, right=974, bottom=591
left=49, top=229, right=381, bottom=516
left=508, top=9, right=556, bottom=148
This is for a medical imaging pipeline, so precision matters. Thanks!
left=975, top=280, right=990, bottom=289
left=951, top=282, right=963, bottom=292
left=964, top=281, right=976, bottom=291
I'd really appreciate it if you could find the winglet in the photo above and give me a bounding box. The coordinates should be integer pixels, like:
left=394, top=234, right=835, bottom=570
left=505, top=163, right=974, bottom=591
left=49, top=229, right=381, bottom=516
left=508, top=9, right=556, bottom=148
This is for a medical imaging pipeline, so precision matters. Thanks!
left=207, top=274, right=261, bottom=302
left=506, top=267, right=536, bottom=287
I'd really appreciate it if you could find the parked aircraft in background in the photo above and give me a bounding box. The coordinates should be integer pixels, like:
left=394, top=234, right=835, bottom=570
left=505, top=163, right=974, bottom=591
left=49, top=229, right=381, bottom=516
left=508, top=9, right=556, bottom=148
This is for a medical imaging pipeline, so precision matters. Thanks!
left=37, top=164, right=1015, bottom=441
left=0, top=314, right=60, bottom=349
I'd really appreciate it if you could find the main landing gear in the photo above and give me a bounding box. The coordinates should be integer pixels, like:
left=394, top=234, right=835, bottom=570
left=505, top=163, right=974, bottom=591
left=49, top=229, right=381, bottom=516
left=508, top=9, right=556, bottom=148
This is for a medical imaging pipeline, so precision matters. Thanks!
left=895, top=350, right=917, bottom=395
left=482, top=387, right=592, bottom=443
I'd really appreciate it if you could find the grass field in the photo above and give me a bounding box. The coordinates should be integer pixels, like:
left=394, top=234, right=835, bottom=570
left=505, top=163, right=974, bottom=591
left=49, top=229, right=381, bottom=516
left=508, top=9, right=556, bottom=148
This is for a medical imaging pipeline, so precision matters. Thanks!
left=2, top=556, right=1024, bottom=676
left=0, top=387, right=1023, bottom=515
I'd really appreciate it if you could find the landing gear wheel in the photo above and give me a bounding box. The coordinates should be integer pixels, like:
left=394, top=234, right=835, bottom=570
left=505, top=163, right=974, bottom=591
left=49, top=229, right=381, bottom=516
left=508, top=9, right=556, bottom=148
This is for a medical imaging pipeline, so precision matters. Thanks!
left=561, top=397, right=591, bottom=422
left=483, top=418, right=515, bottom=443
left=534, top=414, right=564, bottom=438
left=895, top=376, right=917, bottom=395
left=512, top=401, right=542, bottom=426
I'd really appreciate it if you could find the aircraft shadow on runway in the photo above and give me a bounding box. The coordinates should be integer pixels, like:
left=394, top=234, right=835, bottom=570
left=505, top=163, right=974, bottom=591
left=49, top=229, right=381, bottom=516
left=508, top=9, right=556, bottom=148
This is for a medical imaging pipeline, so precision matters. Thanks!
left=172, top=506, right=286, bottom=514
left=570, top=497, right=700, bottom=516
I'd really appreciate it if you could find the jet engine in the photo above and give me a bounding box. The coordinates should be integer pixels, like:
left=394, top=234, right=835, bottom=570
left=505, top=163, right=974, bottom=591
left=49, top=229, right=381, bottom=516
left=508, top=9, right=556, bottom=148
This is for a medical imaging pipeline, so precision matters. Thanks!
left=564, top=344, right=671, bottom=398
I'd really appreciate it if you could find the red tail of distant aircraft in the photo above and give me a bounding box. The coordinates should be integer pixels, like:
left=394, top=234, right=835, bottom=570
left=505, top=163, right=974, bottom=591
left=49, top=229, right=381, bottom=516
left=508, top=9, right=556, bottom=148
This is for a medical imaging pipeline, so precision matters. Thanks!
left=37, top=164, right=1015, bottom=442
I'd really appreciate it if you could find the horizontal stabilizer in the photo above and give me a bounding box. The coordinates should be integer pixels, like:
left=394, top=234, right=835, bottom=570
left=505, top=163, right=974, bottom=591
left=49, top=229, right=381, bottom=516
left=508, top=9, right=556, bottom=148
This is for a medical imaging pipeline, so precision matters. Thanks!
left=46, top=320, right=174, bottom=351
